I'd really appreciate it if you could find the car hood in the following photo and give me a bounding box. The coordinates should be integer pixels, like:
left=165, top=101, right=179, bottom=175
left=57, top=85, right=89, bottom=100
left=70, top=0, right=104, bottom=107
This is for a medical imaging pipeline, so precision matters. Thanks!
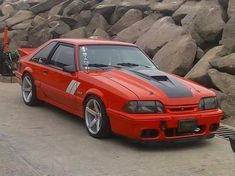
left=90, top=68, right=214, bottom=105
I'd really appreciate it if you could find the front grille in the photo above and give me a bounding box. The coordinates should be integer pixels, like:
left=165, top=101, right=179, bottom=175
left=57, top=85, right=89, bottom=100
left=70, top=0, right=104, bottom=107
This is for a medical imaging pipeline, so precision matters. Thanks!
left=164, top=125, right=205, bottom=137
left=166, top=105, right=197, bottom=113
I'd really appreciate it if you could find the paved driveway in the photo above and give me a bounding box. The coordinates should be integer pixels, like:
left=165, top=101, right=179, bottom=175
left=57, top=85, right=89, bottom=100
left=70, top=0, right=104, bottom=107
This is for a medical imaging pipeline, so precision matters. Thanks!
left=0, top=83, right=234, bottom=176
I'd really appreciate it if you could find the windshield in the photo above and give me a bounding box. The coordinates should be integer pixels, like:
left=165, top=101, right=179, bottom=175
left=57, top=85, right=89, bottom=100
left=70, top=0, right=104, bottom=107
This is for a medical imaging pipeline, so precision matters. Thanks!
left=79, top=45, right=156, bottom=70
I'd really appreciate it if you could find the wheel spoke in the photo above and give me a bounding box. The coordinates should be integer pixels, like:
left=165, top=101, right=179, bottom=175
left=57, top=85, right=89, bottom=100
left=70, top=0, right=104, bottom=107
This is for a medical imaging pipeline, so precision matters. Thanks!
left=96, top=118, right=100, bottom=132
left=26, top=91, right=32, bottom=102
left=93, top=100, right=99, bottom=113
left=25, top=77, right=32, bottom=87
left=88, top=118, right=97, bottom=128
left=86, top=107, right=97, bottom=116
left=23, top=87, right=31, bottom=92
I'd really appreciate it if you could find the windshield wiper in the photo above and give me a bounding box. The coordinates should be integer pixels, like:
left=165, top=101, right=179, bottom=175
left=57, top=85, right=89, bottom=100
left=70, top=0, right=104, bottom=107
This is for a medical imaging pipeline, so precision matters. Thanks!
left=116, top=62, right=151, bottom=68
left=84, top=64, right=110, bottom=69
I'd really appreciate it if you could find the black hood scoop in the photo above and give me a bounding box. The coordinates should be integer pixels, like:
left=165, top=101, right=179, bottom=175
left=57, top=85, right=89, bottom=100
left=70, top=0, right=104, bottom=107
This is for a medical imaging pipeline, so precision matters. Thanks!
left=126, top=69, right=193, bottom=98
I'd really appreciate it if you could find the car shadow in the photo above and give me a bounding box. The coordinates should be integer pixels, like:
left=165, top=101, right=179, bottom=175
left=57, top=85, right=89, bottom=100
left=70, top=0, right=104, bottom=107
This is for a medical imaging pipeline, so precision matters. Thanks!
left=39, top=102, right=212, bottom=151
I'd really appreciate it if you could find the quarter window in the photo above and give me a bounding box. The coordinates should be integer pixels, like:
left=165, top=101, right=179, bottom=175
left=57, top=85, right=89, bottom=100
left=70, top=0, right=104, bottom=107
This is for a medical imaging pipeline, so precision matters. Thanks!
left=32, top=42, right=57, bottom=60
left=50, top=45, right=75, bottom=68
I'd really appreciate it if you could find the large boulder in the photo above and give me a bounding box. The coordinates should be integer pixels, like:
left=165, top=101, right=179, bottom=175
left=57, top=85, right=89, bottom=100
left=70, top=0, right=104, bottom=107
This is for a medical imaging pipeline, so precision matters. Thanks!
left=113, top=13, right=162, bottom=43
left=93, top=28, right=110, bottom=40
left=72, top=10, right=93, bottom=28
left=210, top=53, right=235, bottom=75
left=218, top=16, right=235, bottom=56
left=28, top=27, right=52, bottom=47
left=48, top=0, right=73, bottom=17
left=5, top=10, right=34, bottom=27
left=150, top=0, right=186, bottom=15
left=63, top=0, right=86, bottom=16
left=185, top=46, right=223, bottom=87
left=1, top=3, right=15, bottom=17
left=32, top=15, right=46, bottom=26
left=49, top=21, right=71, bottom=36
left=173, top=0, right=225, bottom=46
left=11, top=19, right=32, bottom=31
left=108, top=9, right=143, bottom=35
left=228, top=0, right=235, bottom=18
left=153, top=35, right=197, bottom=76
left=136, top=16, right=187, bottom=57
left=30, top=0, right=65, bottom=14
left=208, top=69, right=235, bottom=95
left=86, top=13, right=109, bottom=37
left=61, top=27, right=86, bottom=38
left=94, top=4, right=116, bottom=21
left=213, top=89, right=235, bottom=121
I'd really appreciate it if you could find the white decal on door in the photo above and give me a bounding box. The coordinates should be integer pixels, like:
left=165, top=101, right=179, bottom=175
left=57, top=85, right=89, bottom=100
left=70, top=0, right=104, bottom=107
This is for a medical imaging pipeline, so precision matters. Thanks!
left=66, top=80, right=80, bottom=95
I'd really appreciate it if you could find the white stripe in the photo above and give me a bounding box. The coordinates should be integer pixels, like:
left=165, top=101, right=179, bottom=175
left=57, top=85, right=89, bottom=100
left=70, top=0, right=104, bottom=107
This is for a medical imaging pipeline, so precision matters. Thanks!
left=66, top=80, right=80, bottom=95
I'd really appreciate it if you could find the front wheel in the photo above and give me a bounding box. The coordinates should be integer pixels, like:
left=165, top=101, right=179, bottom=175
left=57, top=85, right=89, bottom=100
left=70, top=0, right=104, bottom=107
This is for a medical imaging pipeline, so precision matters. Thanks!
left=22, top=73, right=39, bottom=106
left=84, top=96, right=112, bottom=138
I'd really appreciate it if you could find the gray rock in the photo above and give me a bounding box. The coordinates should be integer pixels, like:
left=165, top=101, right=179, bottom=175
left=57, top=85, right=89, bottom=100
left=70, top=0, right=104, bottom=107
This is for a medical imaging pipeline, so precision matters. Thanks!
left=30, top=0, right=65, bottom=14
left=61, top=27, right=86, bottom=38
left=228, top=0, right=235, bottom=18
left=86, top=13, right=109, bottom=37
left=49, top=21, right=71, bottom=36
left=195, top=47, right=205, bottom=62
left=113, top=13, right=162, bottom=43
left=10, top=1, right=30, bottom=10
left=208, top=69, right=235, bottom=95
left=109, top=9, right=143, bottom=35
left=185, top=46, right=223, bottom=87
left=219, top=16, right=235, bottom=56
left=6, top=10, right=34, bottom=27
left=72, top=10, right=93, bottom=28
left=93, top=28, right=110, bottom=40
left=11, top=19, right=32, bottom=31
left=28, top=27, right=52, bottom=47
left=136, top=16, right=187, bottom=57
left=150, top=0, right=186, bottom=15
left=212, top=89, right=235, bottom=120
left=210, top=53, right=235, bottom=75
left=63, top=0, right=86, bottom=16
left=153, top=35, right=197, bottom=76
left=94, top=4, right=116, bottom=21
left=48, top=0, right=73, bottom=17
left=32, top=15, right=46, bottom=26
left=1, top=4, right=15, bottom=17
left=60, top=16, right=77, bottom=28
left=0, top=21, right=7, bottom=32
left=173, top=0, right=225, bottom=45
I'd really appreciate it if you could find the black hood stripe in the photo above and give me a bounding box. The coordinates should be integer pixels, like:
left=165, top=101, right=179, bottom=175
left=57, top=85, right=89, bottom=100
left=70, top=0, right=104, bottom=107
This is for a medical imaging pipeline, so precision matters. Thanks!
left=123, top=69, right=193, bottom=98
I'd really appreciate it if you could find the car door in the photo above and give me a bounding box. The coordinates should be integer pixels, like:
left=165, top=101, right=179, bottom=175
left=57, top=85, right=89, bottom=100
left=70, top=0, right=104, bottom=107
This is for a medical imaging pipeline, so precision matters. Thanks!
left=40, top=43, right=79, bottom=110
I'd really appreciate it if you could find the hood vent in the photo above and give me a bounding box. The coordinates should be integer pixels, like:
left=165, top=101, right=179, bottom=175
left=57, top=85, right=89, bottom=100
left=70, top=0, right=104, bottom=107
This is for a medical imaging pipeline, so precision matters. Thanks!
left=151, top=76, right=168, bottom=82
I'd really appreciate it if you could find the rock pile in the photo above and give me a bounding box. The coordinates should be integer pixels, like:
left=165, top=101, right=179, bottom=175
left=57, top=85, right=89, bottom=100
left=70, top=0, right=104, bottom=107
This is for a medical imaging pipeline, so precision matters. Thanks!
left=0, top=0, right=234, bottom=124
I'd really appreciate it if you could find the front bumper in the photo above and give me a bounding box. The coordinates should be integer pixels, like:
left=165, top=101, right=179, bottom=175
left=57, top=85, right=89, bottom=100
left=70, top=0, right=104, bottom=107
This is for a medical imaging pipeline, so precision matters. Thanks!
left=107, top=109, right=223, bottom=141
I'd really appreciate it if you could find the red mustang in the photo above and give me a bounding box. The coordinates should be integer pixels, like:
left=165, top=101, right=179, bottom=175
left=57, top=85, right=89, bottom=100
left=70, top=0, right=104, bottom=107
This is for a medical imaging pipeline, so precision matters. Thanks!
left=16, top=39, right=223, bottom=141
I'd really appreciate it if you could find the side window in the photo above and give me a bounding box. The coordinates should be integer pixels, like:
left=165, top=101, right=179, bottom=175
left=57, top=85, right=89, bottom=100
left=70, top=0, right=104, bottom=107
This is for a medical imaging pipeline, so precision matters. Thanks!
left=32, top=42, right=57, bottom=60
left=49, top=45, right=75, bottom=69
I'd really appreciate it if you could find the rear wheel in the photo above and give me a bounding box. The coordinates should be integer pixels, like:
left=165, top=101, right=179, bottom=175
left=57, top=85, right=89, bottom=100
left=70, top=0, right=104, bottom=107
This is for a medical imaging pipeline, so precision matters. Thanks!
left=22, top=73, right=39, bottom=106
left=84, top=96, right=111, bottom=138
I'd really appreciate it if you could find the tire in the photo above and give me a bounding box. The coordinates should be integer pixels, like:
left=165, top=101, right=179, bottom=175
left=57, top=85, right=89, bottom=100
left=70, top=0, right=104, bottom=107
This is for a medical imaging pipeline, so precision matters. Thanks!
left=22, top=73, right=39, bottom=106
left=84, top=95, right=112, bottom=138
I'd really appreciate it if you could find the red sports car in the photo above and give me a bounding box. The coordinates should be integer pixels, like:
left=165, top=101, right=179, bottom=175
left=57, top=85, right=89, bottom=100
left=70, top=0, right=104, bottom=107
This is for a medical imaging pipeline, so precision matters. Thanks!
left=16, top=39, right=223, bottom=141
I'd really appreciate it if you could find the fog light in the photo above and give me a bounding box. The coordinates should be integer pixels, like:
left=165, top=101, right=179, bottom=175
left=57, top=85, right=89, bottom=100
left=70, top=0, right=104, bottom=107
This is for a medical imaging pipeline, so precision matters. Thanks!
left=140, top=129, right=159, bottom=138
left=210, top=123, right=219, bottom=132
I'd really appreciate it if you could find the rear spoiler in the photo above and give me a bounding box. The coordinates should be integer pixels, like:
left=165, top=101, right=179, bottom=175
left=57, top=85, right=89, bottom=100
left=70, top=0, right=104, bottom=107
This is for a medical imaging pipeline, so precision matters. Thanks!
left=18, top=48, right=36, bottom=57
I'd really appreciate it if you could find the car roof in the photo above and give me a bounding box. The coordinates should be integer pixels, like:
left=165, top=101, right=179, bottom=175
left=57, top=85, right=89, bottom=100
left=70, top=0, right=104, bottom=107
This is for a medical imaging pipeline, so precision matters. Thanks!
left=49, top=38, right=136, bottom=47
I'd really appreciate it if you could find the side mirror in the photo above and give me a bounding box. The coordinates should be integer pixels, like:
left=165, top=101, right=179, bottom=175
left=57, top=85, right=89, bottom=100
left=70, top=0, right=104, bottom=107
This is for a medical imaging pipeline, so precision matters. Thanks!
left=38, top=57, right=47, bottom=64
left=63, top=65, right=76, bottom=73
left=229, top=135, right=235, bottom=153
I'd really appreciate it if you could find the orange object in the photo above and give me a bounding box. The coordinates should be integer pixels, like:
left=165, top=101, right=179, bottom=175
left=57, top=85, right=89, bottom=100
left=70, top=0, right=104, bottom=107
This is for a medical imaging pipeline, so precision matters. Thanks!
left=15, top=39, right=223, bottom=141
left=3, top=26, right=9, bottom=53
left=18, top=48, right=36, bottom=57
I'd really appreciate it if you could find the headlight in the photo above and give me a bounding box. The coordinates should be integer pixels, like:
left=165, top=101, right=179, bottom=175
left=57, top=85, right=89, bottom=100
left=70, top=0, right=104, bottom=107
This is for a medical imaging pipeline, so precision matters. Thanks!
left=124, top=101, right=164, bottom=113
left=199, top=97, right=218, bottom=110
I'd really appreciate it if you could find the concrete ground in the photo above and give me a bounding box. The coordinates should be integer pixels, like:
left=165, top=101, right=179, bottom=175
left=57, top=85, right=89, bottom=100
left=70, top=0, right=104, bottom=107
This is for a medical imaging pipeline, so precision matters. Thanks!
left=0, top=82, right=234, bottom=176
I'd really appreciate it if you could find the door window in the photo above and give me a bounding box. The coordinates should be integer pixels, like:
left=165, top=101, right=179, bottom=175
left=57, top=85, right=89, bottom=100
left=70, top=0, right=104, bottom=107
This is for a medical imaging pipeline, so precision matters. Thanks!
left=49, top=45, right=75, bottom=69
